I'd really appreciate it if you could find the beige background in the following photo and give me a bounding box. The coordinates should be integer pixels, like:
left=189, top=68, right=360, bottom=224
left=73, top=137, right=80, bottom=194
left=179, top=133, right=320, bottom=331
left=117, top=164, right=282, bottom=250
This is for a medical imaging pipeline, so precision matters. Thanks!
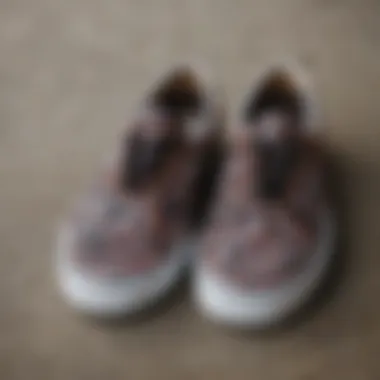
left=1, top=0, right=380, bottom=379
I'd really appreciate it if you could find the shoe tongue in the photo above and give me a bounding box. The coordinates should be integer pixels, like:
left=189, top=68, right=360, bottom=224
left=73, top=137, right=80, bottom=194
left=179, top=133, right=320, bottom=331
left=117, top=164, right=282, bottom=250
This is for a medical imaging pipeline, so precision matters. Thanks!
left=118, top=106, right=184, bottom=193
left=251, top=111, right=302, bottom=201
left=136, top=105, right=177, bottom=139
left=253, top=110, right=299, bottom=143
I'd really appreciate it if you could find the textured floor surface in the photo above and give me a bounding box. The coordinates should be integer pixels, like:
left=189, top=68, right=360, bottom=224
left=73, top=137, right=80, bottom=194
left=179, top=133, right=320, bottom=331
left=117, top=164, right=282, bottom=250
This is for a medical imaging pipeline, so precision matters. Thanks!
left=1, top=0, right=380, bottom=379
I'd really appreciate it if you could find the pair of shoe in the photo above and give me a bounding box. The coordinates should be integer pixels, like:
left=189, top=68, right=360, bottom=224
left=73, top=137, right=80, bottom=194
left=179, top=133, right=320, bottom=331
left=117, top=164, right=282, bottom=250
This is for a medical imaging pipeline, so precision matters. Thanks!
left=55, top=62, right=336, bottom=329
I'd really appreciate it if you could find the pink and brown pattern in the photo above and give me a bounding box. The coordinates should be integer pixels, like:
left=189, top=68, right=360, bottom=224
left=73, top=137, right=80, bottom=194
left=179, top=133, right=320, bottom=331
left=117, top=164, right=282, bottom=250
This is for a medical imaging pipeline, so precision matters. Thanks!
left=68, top=140, right=200, bottom=277
left=66, top=68, right=220, bottom=278
left=200, top=131, right=327, bottom=289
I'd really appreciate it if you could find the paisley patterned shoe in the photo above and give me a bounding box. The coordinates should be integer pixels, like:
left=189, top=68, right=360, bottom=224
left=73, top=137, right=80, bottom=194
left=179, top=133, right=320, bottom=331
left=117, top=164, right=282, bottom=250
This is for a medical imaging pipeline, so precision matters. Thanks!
left=194, top=63, right=335, bottom=328
left=56, top=66, right=223, bottom=317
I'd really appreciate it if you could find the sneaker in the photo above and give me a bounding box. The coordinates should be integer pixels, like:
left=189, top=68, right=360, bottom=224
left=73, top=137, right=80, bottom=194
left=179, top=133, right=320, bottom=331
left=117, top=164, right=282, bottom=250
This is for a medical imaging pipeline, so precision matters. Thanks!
left=56, top=66, right=223, bottom=317
left=193, top=62, right=336, bottom=328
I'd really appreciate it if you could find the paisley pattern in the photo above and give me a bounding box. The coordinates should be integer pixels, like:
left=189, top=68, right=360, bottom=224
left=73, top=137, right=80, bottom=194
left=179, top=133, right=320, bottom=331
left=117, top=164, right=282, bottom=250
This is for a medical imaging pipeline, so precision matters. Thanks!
left=63, top=67, right=221, bottom=278
left=70, top=152, right=198, bottom=277
left=200, top=135, right=326, bottom=289
left=71, top=190, right=157, bottom=274
left=67, top=107, right=206, bottom=277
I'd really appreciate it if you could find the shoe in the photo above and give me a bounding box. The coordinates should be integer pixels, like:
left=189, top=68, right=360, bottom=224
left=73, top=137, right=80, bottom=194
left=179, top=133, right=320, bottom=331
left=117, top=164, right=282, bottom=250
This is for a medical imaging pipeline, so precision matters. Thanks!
left=193, top=62, right=336, bottom=328
left=56, top=66, right=223, bottom=317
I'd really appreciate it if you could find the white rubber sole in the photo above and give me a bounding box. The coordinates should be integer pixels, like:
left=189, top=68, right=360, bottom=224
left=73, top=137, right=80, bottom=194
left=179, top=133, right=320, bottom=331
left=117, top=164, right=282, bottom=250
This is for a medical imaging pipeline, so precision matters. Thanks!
left=193, top=212, right=335, bottom=328
left=56, top=225, right=193, bottom=317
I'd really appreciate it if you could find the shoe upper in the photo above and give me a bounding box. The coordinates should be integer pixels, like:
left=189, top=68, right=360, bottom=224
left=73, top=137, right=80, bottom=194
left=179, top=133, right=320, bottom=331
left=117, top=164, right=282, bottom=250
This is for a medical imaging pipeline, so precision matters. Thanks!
left=200, top=65, right=330, bottom=289
left=64, top=67, right=222, bottom=277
